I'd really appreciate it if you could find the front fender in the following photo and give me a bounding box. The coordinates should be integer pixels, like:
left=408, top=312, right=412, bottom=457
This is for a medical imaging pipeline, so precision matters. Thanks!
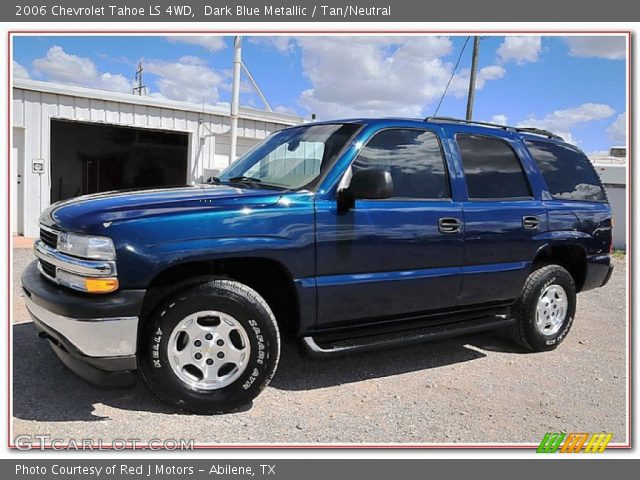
left=131, top=234, right=311, bottom=284
left=108, top=194, right=315, bottom=288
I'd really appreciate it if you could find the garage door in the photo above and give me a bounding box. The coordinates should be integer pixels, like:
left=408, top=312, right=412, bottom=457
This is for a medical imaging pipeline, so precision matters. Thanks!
left=50, top=120, right=189, bottom=203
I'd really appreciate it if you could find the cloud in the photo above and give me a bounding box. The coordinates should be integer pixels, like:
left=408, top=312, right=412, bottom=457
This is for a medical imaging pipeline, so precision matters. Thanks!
left=166, top=36, right=227, bottom=52
left=145, top=55, right=225, bottom=104
left=249, top=36, right=294, bottom=54
left=13, top=60, right=30, bottom=79
left=273, top=105, right=299, bottom=115
left=32, top=46, right=132, bottom=93
left=295, top=36, right=505, bottom=119
left=497, top=36, right=542, bottom=64
left=517, top=103, right=615, bottom=144
left=449, top=65, right=506, bottom=94
left=586, top=150, right=610, bottom=158
left=489, top=114, right=508, bottom=125
left=606, top=113, right=626, bottom=144
left=565, top=36, right=625, bottom=60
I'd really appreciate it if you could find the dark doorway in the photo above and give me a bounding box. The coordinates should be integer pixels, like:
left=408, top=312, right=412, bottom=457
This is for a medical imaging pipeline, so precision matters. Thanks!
left=50, top=120, right=189, bottom=203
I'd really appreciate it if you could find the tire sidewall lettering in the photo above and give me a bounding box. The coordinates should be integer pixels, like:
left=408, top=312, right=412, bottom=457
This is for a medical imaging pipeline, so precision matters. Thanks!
left=152, top=327, right=163, bottom=368
left=243, top=319, right=267, bottom=390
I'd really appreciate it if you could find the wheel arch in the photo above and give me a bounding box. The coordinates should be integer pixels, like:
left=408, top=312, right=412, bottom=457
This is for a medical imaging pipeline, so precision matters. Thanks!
left=531, top=242, right=588, bottom=292
left=139, top=256, right=301, bottom=336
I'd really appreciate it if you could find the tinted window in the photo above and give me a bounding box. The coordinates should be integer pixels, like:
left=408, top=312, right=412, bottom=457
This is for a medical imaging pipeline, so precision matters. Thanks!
left=526, top=140, right=606, bottom=201
left=352, top=129, right=449, bottom=199
left=457, top=134, right=531, bottom=199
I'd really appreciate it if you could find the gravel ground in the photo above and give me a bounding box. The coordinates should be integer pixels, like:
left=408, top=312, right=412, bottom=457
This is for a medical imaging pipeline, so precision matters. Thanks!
left=11, top=248, right=628, bottom=445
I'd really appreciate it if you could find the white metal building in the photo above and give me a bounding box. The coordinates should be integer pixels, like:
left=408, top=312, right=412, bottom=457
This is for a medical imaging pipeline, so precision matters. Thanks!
left=11, top=79, right=303, bottom=238
left=591, top=147, right=627, bottom=250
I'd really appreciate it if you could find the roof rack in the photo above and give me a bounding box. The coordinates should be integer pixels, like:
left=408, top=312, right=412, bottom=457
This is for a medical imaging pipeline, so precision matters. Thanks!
left=424, top=116, right=564, bottom=141
left=514, top=127, right=564, bottom=141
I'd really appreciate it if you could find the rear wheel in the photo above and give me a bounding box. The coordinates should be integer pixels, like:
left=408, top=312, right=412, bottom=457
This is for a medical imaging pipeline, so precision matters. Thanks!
left=511, top=265, right=577, bottom=351
left=139, top=279, right=280, bottom=413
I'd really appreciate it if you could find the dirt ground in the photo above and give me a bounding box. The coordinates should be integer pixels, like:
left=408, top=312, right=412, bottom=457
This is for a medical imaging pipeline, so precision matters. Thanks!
left=11, top=247, right=628, bottom=446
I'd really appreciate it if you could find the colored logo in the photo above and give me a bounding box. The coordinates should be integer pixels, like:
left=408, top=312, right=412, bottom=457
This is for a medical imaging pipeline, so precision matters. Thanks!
left=537, top=432, right=613, bottom=453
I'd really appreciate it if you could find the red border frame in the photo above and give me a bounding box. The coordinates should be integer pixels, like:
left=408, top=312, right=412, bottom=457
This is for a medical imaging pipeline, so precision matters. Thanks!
left=6, top=29, right=633, bottom=451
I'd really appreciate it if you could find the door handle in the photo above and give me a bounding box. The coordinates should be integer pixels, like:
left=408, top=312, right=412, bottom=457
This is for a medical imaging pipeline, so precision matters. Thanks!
left=438, top=217, right=461, bottom=234
left=522, top=215, right=540, bottom=230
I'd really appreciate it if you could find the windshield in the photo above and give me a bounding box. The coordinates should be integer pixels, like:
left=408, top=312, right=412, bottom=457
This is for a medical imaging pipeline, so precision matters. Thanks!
left=219, top=123, right=361, bottom=190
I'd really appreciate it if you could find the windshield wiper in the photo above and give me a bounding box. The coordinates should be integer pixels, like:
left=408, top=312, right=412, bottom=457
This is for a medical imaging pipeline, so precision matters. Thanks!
left=228, top=176, right=262, bottom=183
left=225, top=176, right=288, bottom=190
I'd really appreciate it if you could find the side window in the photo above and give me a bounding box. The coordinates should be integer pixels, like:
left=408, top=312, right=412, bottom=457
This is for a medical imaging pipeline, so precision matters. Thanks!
left=456, top=134, right=531, bottom=199
left=352, top=129, right=450, bottom=199
left=525, top=140, right=606, bottom=202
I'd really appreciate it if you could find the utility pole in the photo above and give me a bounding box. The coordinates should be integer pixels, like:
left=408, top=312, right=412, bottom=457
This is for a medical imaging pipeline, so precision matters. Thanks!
left=466, top=36, right=480, bottom=121
left=229, top=36, right=242, bottom=163
left=133, top=61, right=147, bottom=96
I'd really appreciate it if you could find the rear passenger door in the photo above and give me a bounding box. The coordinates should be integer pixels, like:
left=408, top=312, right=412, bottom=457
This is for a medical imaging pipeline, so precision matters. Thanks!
left=451, top=133, right=547, bottom=306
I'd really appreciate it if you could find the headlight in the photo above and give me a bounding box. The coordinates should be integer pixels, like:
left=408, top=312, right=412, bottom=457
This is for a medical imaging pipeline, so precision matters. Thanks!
left=57, top=233, right=116, bottom=260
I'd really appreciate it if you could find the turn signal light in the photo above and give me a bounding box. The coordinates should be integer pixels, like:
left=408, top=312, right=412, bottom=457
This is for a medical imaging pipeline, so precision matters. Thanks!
left=84, top=277, right=119, bottom=294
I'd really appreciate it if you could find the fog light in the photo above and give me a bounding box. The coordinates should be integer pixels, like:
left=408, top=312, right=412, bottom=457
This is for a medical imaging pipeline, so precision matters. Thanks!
left=85, top=277, right=119, bottom=294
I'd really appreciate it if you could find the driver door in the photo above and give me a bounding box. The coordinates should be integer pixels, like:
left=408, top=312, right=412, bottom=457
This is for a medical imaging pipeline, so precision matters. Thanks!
left=314, top=128, right=464, bottom=329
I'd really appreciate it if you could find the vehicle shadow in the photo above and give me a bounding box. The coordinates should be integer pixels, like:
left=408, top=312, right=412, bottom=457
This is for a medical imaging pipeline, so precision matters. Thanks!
left=12, top=322, right=175, bottom=423
left=12, top=321, right=522, bottom=422
left=270, top=331, right=524, bottom=391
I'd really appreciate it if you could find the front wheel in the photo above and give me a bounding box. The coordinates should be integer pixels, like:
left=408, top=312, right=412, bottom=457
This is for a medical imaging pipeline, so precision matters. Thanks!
left=139, top=279, right=280, bottom=414
left=511, top=265, right=577, bottom=352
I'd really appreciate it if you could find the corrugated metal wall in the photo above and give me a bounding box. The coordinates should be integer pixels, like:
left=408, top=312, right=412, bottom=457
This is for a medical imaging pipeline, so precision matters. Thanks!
left=594, top=164, right=627, bottom=250
left=12, top=85, right=300, bottom=237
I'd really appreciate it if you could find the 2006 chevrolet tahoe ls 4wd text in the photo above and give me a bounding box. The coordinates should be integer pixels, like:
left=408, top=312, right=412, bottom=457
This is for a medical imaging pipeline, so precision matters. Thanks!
left=22, top=116, right=614, bottom=413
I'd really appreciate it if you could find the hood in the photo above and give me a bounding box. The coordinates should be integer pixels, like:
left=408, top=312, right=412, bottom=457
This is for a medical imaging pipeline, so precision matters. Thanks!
left=40, top=185, right=284, bottom=233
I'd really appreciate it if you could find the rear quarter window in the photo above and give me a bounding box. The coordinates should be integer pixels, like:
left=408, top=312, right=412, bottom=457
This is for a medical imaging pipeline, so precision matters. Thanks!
left=525, top=140, right=606, bottom=202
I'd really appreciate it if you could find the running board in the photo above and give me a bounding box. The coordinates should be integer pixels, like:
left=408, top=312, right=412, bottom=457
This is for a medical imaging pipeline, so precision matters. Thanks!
left=302, top=316, right=515, bottom=357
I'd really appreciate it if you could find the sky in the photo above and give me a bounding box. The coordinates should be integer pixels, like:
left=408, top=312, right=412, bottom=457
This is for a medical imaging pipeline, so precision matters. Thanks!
left=12, top=35, right=627, bottom=154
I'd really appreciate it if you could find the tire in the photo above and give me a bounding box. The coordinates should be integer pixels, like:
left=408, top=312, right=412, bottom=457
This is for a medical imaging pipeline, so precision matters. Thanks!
left=139, top=279, right=280, bottom=414
left=511, top=264, right=577, bottom=352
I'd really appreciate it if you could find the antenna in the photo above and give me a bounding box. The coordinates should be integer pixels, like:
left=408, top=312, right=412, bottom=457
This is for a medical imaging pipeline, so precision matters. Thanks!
left=133, top=61, right=147, bottom=96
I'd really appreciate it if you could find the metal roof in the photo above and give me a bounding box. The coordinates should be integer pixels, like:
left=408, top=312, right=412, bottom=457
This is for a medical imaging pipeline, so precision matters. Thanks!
left=13, top=78, right=304, bottom=126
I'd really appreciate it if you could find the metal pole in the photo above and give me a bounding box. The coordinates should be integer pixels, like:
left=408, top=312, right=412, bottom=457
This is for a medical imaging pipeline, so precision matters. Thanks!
left=241, top=62, right=272, bottom=112
left=229, top=36, right=242, bottom=164
left=466, top=36, right=480, bottom=121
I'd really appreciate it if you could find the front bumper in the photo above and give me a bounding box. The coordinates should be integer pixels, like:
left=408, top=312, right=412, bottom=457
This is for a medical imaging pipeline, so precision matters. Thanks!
left=21, top=261, right=145, bottom=387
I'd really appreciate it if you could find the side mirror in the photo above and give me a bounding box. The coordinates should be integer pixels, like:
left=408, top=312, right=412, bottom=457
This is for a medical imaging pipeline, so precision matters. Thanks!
left=346, top=168, right=394, bottom=199
left=337, top=168, right=393, bottom=210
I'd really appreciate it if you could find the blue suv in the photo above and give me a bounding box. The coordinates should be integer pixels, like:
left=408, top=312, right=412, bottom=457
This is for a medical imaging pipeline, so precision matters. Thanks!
left=21, top=117, right=614, bottom=413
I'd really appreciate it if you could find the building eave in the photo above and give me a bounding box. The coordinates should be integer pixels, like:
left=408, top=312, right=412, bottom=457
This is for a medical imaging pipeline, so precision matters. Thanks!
left=13, top=78, right=304, bottom=126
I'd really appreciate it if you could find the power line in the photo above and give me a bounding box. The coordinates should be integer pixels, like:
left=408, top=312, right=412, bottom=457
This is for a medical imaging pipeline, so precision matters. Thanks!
left=432, top=36, right=470, bottom=117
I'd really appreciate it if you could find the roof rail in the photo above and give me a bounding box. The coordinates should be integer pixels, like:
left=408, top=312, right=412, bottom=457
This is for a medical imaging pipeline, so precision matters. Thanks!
left=424, top=116, right=516, bottom=132
left=424, top=116, right=564, bottom=141
left=514, top=127, right=564, bottom=141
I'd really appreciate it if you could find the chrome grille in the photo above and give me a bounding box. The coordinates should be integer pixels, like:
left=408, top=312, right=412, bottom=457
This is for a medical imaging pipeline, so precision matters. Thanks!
left=39, top=227, right=59, bottom=249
